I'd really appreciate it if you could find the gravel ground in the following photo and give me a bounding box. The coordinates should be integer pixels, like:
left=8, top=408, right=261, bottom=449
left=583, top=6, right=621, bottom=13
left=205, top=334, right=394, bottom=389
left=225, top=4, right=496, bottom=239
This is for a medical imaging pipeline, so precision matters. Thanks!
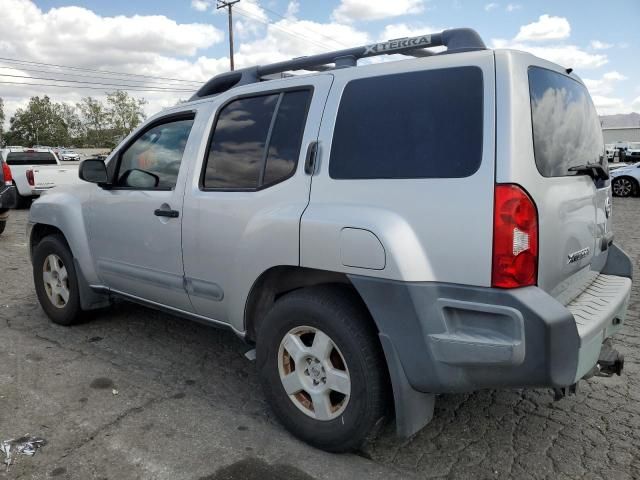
left=1, top=198, right=639, bottom=479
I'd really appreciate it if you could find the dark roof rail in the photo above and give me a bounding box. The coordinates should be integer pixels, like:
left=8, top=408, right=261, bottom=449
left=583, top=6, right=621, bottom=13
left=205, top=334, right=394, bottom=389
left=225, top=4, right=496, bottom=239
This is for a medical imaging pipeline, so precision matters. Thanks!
left=190, top=27, right=486, bottom=100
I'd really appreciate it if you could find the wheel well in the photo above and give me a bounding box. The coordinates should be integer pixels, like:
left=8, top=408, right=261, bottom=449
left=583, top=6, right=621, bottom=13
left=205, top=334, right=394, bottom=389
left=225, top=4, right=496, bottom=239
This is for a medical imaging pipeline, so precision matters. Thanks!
left=244, top=266, right=373, bottom=343
left=30, top=224, right=65, bottom=259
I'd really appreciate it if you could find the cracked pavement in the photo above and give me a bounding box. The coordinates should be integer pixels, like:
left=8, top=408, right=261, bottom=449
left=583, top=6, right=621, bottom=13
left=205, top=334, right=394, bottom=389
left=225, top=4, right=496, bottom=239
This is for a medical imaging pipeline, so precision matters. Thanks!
left=1, top=198, right=639, bottom=479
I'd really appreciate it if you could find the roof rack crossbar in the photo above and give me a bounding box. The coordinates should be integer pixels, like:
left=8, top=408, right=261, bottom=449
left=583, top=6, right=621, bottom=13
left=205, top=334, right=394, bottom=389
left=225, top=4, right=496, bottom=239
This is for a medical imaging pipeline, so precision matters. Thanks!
left=191, top=28, right=485, bottom=100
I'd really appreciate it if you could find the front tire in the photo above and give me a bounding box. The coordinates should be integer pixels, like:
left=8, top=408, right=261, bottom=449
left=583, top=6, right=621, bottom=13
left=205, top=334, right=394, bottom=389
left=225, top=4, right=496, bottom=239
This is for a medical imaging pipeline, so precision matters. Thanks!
left=612, top=177, right=636, bottom=197
left=257, top=285, right=388, bottom=452
left=33, top=234, right=83, bottom=325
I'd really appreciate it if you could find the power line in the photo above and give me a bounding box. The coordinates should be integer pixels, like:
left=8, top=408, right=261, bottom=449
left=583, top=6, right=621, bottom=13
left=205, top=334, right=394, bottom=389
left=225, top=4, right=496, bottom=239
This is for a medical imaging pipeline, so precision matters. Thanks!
left=0, top=64, right=200, bottom=87
left=259, top=5, right=348, bottom=48
left=0, top=79, right=194, bottom=93
left=0, top=72, right=195, bottom=91
left=233, top=7, right=334, bottom=51
left=0, top=56, right=202, bottom=85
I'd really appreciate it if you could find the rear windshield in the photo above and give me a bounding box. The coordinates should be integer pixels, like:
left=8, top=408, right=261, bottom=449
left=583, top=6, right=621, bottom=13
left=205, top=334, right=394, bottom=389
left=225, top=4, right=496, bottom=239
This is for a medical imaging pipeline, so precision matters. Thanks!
left=528, top=67, right=604, bottom=177
left=329, top=66, right=484, bottom=179
left=6, top=151, right=57, bottom=165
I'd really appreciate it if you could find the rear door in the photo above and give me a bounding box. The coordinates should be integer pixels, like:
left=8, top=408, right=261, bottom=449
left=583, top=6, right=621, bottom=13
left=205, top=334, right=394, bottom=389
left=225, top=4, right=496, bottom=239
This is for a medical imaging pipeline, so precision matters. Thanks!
left=496, top=52, right=608, bottom=301
left=181, top=75, right=333, bottom=331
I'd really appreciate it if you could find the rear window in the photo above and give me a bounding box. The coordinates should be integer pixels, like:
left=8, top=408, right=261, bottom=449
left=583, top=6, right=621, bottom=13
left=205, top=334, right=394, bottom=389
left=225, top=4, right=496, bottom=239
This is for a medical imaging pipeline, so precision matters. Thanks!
left=528, top=67, right=604, bottom=177
left=6, top=151, right=57, bottom=165
left=329, top=67, right=484, bottom=179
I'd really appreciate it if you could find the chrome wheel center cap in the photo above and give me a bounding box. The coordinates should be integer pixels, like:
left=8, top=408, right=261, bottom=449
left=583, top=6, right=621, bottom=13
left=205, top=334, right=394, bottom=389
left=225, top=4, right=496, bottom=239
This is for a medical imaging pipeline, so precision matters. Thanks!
left=305, top=358, right=326, bottom=384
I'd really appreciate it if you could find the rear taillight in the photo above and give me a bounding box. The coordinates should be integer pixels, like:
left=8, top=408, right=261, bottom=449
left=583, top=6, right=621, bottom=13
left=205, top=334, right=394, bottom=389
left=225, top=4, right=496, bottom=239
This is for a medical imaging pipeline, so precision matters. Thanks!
left=26, top=169, right=35, bottom=187
left=492, top=184, right=538, bottom=288
left=2, top=162, right=12, bottom=186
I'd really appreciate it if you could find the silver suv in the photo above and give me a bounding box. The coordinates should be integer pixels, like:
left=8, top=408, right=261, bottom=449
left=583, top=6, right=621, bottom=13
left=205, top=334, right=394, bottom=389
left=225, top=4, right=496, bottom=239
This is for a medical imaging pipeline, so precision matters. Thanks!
left=28, top=29, right=633, bottom=452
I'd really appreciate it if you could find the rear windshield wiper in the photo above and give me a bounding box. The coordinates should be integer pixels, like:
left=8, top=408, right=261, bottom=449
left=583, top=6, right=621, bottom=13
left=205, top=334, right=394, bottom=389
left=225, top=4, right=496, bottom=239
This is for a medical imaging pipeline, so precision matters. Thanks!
left=568, top=163, right=609, bottom=181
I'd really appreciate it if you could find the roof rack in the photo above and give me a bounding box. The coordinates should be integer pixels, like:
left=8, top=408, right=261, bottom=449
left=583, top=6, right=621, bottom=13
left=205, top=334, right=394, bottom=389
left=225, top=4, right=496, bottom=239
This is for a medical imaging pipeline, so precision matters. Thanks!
left=190, top=28, right=485, bottom=100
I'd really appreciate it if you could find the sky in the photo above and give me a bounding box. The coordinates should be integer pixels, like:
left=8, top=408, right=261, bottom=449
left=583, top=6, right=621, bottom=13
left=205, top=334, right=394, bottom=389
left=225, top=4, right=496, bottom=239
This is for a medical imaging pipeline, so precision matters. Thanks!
left=0, top=0, right=639, bottom=127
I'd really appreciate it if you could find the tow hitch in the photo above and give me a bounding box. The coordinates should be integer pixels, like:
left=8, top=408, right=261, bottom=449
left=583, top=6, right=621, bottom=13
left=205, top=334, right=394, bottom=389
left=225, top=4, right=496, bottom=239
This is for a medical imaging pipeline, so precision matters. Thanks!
left=595, top=341, right=624, bottom=377
left=554, top=341, right=624, bottom=400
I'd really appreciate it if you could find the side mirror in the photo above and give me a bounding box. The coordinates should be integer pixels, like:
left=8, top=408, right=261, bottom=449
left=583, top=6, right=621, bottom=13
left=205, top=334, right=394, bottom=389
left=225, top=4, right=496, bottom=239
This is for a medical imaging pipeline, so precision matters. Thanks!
left=119, top=169, right=160, bottom=189
left=79, top=159, right=109, bottom=185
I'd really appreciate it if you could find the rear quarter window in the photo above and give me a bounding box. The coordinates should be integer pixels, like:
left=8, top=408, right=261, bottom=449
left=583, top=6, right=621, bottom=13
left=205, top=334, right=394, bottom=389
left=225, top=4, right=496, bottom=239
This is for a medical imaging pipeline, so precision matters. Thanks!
left=329, top=66, right=484, bottom=179
left=528, top=67, right=604, bottom=178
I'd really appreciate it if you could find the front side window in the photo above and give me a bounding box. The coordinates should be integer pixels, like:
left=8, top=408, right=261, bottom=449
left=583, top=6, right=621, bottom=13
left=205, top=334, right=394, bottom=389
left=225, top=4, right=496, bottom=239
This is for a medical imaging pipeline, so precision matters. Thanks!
left=116, top=117, right=194, bottom=189
left=529, top=67, right=604, bottom=177
left=203, top=89, right=311, bottom=190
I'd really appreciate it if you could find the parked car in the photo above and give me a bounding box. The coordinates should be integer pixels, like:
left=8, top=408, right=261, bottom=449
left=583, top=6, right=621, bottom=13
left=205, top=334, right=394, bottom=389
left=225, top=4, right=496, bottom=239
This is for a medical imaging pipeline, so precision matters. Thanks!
left=610, top=162, right=640, bottom=197
left=625, top=142, right=640, bottom=161
left=27, top=29, right=632, bottom=452
left=0, top=158, right=17, bottom=235
left=0, top=147, right=81, bottom=206
left=605, top=144, right=616, bottom=161
left=58, top=149, right=81, bottom=162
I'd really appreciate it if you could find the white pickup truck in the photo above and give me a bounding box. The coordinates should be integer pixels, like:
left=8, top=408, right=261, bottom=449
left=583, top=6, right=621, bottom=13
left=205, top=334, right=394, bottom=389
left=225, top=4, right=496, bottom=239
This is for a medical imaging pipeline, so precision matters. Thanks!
left=0, top=148, right=81, bottom=205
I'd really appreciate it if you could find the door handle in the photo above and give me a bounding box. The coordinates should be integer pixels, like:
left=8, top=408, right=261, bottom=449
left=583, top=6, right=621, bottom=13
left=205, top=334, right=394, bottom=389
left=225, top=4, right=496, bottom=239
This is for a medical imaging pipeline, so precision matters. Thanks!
left=304, top=141, right=319, bottom=175
left=154, top=208, right=179, bottom=218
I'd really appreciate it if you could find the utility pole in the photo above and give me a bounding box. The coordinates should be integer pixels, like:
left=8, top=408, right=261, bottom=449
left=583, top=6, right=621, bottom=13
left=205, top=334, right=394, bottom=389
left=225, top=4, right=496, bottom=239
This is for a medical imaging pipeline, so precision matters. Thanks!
left=217, top=0, right=240, bottom=71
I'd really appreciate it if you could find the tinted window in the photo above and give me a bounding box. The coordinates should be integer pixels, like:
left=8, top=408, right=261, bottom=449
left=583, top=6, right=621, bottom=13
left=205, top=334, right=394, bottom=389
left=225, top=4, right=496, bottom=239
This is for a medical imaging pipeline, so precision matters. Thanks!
left=7, top=151, right=57, bottom=165
left=529, top=67, right=604, bottom=177
left=204, top=95, right=279, bottom=189
left=329, top=67, right=483, bottom=179
left=116, top=117, right=194, bottom=189
left=263, top=91, right=311, bottom=185
left=203, top=90, right=311, bottom=189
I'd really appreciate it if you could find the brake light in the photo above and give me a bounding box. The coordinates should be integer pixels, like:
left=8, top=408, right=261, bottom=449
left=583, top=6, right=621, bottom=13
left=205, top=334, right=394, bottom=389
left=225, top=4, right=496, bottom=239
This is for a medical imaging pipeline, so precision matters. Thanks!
left=492, top=184, right=538, bottom=288
left=26, top=169, right=35, bottom=187
left=2, top=162, right=12, bottom=186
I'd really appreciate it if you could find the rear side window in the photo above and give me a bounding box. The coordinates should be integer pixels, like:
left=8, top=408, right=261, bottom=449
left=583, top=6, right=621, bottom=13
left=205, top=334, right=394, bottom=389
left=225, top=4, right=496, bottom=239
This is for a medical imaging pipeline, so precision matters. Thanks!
left=528, top=67, right=604, bottom=177
left=203, top=89, right=311, bottom=190
left=329, top=67, right=484, bottom=179
left=6, top=152, right=57, bottom=165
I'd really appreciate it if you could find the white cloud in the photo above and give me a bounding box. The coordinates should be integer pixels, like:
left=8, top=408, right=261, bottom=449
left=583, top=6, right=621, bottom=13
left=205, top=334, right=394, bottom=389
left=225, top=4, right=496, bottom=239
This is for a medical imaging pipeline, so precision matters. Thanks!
left=506, top=3, right=521, bottom=12
left=591, top=95, right=629, bottom=115
left=285, top=1, right=300, bottom=18
left=484, top=3, right=499, bottom=12
left=514, top=14, right=570, bottom=42
left=332, top=0, right=425, bottom=23
left=191, top=0, right=211, bottom=12
left=233, top=0, right=269, bottom=38
left=236, top=18, right=368, bottom=65
left=379, top=23, right=438, bottom=41
left=632, top=96, right=640, bottom=110
left=590, top=40, right=613, bottom=50
left=492, top=39, right=608, bottom=69
left=583, top=71, right=627, bottom=97
left=0, top=0, right=227, bottom=125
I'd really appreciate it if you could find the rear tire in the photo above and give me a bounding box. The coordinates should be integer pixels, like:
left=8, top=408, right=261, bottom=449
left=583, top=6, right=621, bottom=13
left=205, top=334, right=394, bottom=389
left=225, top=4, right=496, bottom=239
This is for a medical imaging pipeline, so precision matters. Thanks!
left=33, top=234, right=83, bottom=326
left=257, top=285, right=388, bottom=452
left=612, top=177, right=637, bottom=197
left=0, top=220, right=5, bottom=235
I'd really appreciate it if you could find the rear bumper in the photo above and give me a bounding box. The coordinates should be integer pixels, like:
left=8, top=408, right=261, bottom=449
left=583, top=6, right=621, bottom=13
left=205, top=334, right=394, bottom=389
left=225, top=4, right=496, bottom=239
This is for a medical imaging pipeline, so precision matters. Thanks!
left=350, top=245, right=633, bottom=393
left=0, top=185, right=17, bottom=210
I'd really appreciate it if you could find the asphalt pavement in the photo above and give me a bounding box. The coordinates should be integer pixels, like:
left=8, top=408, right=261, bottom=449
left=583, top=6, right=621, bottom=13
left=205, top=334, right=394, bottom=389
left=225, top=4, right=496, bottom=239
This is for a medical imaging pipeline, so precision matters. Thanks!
left=1, top=199, right=639, bottom=479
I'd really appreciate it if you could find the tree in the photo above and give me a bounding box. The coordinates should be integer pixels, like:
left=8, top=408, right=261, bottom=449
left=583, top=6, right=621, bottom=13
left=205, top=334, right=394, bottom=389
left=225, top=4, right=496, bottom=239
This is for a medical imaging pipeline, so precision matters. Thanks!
left=106, top=91, right=147, bottom=144
left=0, top=98, right=5, bottom=146
left=77, top=96, right=109, bottom=147
left=58, top=103, right=83, bottom=145
left=6, top=96, right=68, bottom=146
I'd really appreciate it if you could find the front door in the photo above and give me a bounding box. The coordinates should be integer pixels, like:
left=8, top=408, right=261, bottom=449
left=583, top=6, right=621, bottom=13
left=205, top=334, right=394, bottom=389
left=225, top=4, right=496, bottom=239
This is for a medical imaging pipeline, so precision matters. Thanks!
left=87, top=113, right=197, bottom=311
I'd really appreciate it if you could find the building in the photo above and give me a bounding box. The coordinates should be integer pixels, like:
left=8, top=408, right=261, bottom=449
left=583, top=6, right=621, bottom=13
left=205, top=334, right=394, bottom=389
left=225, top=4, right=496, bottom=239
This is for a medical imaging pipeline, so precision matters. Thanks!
left=602, top=126, right=640, bottom=145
